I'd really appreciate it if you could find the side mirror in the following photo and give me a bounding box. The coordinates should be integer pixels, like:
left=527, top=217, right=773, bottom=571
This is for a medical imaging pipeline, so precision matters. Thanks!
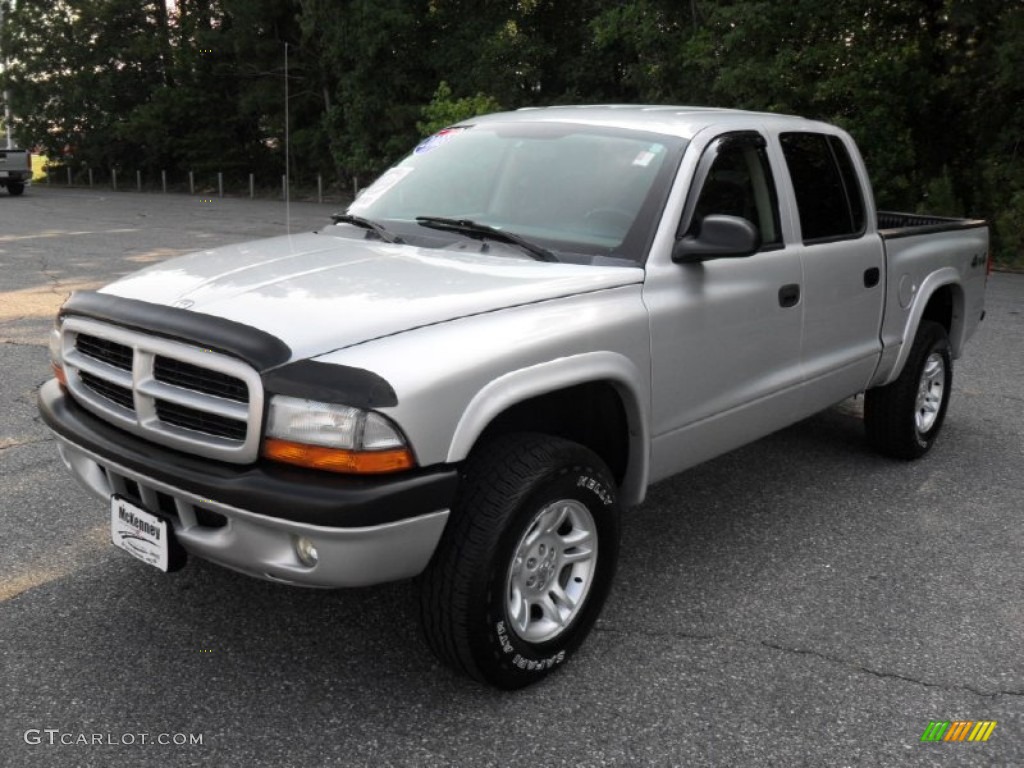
left=672, top=215, right=761, bottom=264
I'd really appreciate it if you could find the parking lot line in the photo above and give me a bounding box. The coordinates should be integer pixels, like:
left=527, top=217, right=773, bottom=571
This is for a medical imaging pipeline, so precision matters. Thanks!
left=0, top=523, right=108, bottom=602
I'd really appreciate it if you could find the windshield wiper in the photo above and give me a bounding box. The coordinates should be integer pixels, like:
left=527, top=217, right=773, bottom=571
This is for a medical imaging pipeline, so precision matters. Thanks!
left=415, top=216, right=558, bottom=262
left=331, top=214, right=403, bottom=244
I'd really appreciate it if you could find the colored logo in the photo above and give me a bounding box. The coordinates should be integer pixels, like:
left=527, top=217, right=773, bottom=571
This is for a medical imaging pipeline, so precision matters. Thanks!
left=920, top=720, right=997, bottom=742
left=413, top=127, right=466, bottom=155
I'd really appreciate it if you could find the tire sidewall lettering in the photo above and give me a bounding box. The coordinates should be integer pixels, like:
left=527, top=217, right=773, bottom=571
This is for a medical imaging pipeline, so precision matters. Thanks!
left=576, top=473, right=614, bottom=506
left=491, top=619, right=569, bottom=673
left=481, top=464, right=618, bottom=680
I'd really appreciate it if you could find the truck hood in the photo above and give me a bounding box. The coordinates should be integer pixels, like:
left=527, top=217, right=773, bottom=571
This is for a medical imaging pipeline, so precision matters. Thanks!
left=102, top=231, right=643, bottom=361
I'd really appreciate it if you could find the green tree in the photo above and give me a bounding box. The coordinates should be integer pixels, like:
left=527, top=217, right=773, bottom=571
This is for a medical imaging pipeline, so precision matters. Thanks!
left=300, top=0, right=435, bottom=179
left=417, top=81, right=501, bottom=135
left=1, top=0, right=168, bottom=170
left=1, top=0, right=1021, bottom=263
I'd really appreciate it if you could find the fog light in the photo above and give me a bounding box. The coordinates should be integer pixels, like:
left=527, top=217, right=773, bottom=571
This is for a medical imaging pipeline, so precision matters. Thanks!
left=294, top=536, right=319, bottom=567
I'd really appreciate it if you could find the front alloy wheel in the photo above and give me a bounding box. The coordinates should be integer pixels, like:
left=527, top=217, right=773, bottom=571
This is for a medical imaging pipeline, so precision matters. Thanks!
left=505, top=499, right=598, bottom=644
left=419, top=432, right=620, bottom=689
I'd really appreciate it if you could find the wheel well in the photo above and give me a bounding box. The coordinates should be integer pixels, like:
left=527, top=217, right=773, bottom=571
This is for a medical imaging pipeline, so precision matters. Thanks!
left=474, top=381, right=630, bottom=484
left=921, top=285, right=954, bottom=336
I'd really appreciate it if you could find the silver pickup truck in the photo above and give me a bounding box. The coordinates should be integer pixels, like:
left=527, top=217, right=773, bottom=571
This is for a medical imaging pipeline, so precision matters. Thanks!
left=39, top=106, right=988, bottom=688
left=0, top=147, right=31, bottom=195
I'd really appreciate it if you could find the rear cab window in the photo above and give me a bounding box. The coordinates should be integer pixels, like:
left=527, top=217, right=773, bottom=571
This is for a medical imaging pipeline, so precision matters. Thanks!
left=779, top=132, right=866, bottom=243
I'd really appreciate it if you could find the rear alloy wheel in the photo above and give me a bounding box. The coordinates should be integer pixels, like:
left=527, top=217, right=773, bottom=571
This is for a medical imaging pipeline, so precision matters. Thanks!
left=865, top=320, right=952, bottom=459
left=419, top=433, right=620, bottom=689
left=914, top=352, right=947, bottom=434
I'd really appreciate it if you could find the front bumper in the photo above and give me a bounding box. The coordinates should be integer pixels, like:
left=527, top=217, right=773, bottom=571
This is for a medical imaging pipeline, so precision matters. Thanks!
left=39, top=380, right=457, bottom=587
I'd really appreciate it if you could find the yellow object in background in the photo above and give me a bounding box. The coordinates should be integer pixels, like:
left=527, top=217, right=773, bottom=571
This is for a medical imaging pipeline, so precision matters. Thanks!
left=32, top=154, right=48, bottom=181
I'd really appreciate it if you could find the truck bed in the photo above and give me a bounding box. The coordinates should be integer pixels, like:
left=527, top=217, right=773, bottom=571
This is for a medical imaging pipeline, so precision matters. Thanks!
left=878, top=210, right=987, bottom=238
left=872, top=210, right=988, bottom=388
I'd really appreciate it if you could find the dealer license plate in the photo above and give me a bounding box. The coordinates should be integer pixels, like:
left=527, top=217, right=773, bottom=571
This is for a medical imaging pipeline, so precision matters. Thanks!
left=110, top=495, right=170, bottom=572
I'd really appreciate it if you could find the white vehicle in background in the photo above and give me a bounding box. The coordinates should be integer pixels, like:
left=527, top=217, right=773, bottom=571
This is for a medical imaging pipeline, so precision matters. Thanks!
left=40, top=106, right=988, bottom=688
left=0, top=146, right=30, bottom=195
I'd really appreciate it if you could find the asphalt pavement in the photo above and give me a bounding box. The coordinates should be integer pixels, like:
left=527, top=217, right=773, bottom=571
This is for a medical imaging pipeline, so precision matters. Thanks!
left=1, top=186, right=1021, bottom=767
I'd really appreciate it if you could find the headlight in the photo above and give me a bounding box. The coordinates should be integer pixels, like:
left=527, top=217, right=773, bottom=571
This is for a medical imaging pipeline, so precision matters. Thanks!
left=262, top=395, right=414, bottom=474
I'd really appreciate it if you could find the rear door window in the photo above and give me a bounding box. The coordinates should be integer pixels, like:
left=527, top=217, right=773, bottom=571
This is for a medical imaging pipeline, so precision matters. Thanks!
left=779, top=132, right=866, bottom=242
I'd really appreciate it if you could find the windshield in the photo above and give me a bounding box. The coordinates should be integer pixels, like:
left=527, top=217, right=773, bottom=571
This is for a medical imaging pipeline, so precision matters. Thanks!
left=346, top=121, right=686, bottom=265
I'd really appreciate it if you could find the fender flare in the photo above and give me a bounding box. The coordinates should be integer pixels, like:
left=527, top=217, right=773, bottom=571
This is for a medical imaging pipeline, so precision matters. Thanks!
left=882, top=267, right=964, bottom=386
left=446, top=351, right=651, bottom=506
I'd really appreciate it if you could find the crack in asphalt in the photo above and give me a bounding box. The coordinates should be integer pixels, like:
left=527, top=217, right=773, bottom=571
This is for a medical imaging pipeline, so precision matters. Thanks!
left=37, top=251, right=67, bottom=298
left=1, top=339, right=48, bottom=348
left=593, top=624, right=1024, bottom=699
left=0, top=437, right=54, bottom=453
left=753, top=638, right=1024, bottom=700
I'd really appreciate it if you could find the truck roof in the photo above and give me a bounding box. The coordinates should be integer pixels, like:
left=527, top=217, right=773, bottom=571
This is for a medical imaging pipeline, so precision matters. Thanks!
left=470, top=105, right=824, bottom=140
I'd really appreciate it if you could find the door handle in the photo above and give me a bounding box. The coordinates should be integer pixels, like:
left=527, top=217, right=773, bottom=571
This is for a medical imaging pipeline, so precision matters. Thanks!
left=778, top=284, right=800, bottom=308
left=864, top=267, right=880, bottom=288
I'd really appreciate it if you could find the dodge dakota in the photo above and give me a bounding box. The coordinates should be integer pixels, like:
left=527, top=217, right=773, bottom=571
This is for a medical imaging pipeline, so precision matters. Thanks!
left=39, top=106, right=988, bottom=688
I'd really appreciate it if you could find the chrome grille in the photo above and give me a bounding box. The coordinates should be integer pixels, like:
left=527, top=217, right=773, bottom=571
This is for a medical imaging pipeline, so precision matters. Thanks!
left=79, top=371, right=135, bottom=410
left=155, top=400, right=248, bottom=441
left=61, top=317, right=264, bottom=463
left=77, top=334, right=133, bottom=370
left=154, top=356, right=249, bottom=403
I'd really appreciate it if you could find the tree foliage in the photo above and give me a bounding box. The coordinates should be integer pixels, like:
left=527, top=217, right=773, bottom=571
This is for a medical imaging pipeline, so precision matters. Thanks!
left=417, top=81, right=502, bottom=136
left=1, top=0, right=1021, bottom=261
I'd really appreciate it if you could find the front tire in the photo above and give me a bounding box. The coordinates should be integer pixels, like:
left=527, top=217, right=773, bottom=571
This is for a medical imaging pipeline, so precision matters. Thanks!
left=419, top=433, right=620, bottom=689
left=865, top=320, right=952, bottom=459
left=7, top=181, right=25, bottom=196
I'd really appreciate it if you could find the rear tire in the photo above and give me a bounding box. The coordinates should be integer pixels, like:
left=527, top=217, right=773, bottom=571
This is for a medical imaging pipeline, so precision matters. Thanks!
left=419, top=433, right=620, bottom=689
left=865, top=320, right=952, bottom=459
left=7, top=181, right=25, bottom=196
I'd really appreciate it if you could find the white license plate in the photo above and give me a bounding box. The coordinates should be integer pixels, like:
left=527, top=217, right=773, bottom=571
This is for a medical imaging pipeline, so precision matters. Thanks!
left=110, top=496, right=170, bottom=572
left=0, top=171, right=9, bottom=178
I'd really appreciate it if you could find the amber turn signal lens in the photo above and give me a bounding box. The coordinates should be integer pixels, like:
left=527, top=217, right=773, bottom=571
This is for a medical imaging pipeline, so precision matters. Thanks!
left=262, top=438, right=414, bottom=474
left=52, top=363, right=68, bottom=388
